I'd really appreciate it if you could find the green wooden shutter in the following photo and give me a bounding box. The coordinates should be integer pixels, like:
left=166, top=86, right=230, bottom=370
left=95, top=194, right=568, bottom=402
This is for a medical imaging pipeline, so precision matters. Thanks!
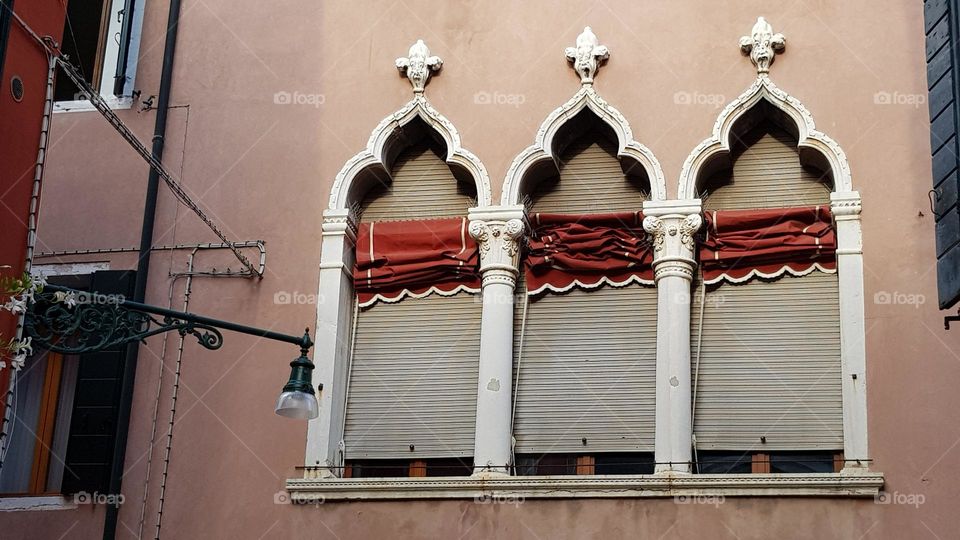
left=60, top=270, right=135, bottom=494
left=924, top=0, right=960, bottom=309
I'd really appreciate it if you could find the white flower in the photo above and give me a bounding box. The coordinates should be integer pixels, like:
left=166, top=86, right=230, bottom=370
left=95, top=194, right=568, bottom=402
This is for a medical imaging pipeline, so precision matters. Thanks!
left=29, top=273, right=46, bottom=293
left=12, top=337, right=32, bottom=357
left=0, top=360, right=6, bottom=370
left=10, top=352, right=26, bottom=370
left=53, top=290, right=77, bottom=308
left=3, top=296, right=27, bottom=315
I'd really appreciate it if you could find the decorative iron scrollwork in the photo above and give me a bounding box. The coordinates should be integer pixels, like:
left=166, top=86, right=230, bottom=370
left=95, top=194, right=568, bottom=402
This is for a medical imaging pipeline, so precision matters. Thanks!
left=24, top=287, right=224, bottom=354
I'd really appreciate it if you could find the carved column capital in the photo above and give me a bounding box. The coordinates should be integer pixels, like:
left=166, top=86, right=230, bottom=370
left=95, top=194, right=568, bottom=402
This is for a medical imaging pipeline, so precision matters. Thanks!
left=643, top=213, right=703, bottom=283
left=469, top=219, right=525, bottom=287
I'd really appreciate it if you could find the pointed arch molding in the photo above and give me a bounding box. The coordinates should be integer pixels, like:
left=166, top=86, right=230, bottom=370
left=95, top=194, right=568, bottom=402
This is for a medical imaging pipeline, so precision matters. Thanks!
left=501, top=86, right=667, bottom=205
left=678, top=76, right=853, bottom=199
left=327, top=95, right=493, bottom=210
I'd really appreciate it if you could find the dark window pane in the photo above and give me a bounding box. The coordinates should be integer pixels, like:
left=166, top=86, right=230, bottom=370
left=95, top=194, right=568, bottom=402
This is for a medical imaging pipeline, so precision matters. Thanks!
left=426, top=458, right=472, bottom=477
left=769, top=452, right=835, bottom=473
left=515, top=454, right=576, bottom=476
left=696, top=452, right=752, bottom=474
left=594, top=453, right=655, bottom=475
left=349, top=460, right=410, bottom=478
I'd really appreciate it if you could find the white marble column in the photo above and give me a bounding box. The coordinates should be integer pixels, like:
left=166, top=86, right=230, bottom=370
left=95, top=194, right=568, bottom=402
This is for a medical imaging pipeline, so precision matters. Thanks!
left=831, top=192, right=869, bottom=471
left=305, top=209, right=357, bottom=478
left=642, top=200, right=703, bottom=474
left=467, top=206, right=525, bottom=476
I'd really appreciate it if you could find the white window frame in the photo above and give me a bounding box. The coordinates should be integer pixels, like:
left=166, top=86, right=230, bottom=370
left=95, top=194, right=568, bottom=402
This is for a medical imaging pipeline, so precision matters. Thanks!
left=289, top=33, right=883, bottom=501
left=304, top=94, right=492, bottom=478
left=53, top=0, right=145, bottom=113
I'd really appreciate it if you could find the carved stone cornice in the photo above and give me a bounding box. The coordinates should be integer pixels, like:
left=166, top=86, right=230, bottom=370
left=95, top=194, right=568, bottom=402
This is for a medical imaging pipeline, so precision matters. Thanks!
left=565, top=26, right=609, bottom=85
left=286, top=471, right=884, bottom=501
left=321, top=209, right=358, bottom=241
left=830, top=191, right=863, bottom=219
left=739, top=17, right=785, bottom=75
left=396, top=39, right=442, bottom=94
left=469, top=219, right=525, bottom=282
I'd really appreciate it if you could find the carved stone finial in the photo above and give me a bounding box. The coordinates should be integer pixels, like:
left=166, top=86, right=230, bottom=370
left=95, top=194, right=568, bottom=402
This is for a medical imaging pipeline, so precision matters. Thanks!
left=565, top=26, right=609, bottom=85
left=396, top=39, right=443, bottom=94
left=739, top=17, right=785, bottom=75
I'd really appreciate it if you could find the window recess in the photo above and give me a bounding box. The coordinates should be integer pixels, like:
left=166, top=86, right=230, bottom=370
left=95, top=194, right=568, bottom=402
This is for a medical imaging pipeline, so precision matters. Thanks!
left=54, top=0, right=142, bottom=104
left=511, top=120, right=657, bottom=464
left=340, top=135, right=481, bottom=468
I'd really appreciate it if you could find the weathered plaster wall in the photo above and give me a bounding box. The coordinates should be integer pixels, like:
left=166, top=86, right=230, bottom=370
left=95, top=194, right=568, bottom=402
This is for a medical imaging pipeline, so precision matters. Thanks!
left=1, top=1, right=956, bottom=538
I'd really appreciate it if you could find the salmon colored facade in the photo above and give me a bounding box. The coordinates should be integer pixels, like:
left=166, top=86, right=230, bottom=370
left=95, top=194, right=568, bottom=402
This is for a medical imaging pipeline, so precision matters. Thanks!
left=1, top=1, right=959, bottom=538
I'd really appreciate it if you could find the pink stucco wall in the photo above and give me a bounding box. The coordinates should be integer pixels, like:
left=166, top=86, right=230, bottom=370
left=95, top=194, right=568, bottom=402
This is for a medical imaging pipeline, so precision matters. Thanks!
left=2, top=1, right=958, bottom=538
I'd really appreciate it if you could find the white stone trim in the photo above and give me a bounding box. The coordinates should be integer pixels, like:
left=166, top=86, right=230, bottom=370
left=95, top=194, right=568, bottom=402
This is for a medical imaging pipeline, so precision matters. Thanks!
left=53, top=95, right=133, bottom=114
left=286, top=472, right=884, bottom=501
left=0, top=496, right=77, bottom=511
left=467, top=208, right=527, bottom=474
left=501, top=86, right=667, bottom=205
left=310, top=62, right=492, bottom=474
left=677, top=76, right=853, bottom=199
left=675, top=47, right=869, bottom=470
left=327, top=95, right=492, bottom=211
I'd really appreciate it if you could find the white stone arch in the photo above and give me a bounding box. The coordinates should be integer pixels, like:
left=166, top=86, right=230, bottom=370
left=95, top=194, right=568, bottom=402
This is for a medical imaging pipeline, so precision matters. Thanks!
left=501, top=86, right=667, bottom=205
left=327, top=95, right=493, bottom=211
left=676, top=59, right=868, bottom=472
left=678, top=76, right=853, bottom=199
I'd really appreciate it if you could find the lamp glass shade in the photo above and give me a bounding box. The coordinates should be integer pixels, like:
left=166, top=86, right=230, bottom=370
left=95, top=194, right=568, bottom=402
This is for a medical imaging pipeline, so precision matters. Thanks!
left=274, top=390, right=319, bottom=419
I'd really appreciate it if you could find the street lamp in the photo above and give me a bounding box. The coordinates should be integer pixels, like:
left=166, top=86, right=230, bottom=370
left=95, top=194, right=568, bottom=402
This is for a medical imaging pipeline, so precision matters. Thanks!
left=25, top=284, right=321, bottom=420
left=275, top=344, right=321, bottom=419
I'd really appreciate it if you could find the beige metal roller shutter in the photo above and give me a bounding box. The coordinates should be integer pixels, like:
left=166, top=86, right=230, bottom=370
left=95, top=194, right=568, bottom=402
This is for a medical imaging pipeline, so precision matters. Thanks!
left=689, top=272, right=843, bottom=450
left=528, top=133, right=647, bottom=214
left=702, top=123, right=831, bottom=211
left=360, top=143, right=476, bottom=222
left=513, top=276, right=657, bottom=453
left=345, top=142, right=480, bottom=459
left=344, top=291, right=481, bottom=459
left=513, top=131, right=656, bottom=454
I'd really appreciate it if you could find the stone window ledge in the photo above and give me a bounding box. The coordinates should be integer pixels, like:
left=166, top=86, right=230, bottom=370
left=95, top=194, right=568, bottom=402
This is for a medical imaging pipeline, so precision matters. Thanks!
left=0, top=496, right=77, bottom=511
left=285, top=471, right=884, bottom=502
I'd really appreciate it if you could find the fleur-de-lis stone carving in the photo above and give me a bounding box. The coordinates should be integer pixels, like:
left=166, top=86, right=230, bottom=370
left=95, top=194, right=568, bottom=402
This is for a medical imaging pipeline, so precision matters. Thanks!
left=565, top=26, right=609, bottom=85
left=396, top=39, right=443, bottom=94
left=739, top=17, right=785, bottom=75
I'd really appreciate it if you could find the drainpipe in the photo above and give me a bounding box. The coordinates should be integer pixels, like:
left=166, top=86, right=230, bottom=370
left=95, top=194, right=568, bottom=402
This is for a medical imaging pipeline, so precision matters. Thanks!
left=103, top=0, right=182, bottom=537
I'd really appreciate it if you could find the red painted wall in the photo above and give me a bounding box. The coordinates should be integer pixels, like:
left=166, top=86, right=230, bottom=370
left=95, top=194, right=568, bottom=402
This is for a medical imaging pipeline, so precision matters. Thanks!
left=0, top=0, right=65, bottom=430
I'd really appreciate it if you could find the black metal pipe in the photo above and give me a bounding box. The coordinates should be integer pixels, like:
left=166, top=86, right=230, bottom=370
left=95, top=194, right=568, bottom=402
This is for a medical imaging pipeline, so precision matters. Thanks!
left=103, top=0, right=182, bottom=537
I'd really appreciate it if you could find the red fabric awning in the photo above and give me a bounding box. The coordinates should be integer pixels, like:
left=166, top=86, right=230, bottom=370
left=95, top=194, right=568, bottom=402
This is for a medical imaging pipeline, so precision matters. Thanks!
left=700, top=206, right=836, bottom=284
left=354, top=217, right=480, bottom=306
left=524, top=212, right=654, bottom=296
